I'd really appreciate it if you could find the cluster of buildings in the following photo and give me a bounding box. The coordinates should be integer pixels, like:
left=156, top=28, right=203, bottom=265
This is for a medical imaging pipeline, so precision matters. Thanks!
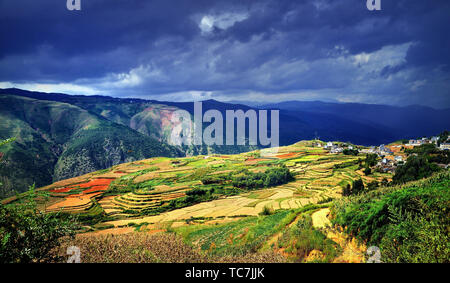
left=357, top=145, right=404, bottom=173
left=318, top=135, right=449, bottom=172
left=318, top=141, right=347, bottom=154
left=407, top=136, right=450, bottom=150
left=364, top=136, right=450, bottom=172
left=407, top=137, right=437, bottom=146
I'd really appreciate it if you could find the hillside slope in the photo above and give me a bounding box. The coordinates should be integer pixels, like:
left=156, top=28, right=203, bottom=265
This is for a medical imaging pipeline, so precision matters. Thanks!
left=0, top=88, right=416, bottom=145
left=8, top=140, right=392, bottom=263
left=332, top=171, right=449, bottom=263
left=0, top=95, right=182, bottom=196
left=0, top=88, right=259, bottom=155
left=1, top=88, right=449, bottom=196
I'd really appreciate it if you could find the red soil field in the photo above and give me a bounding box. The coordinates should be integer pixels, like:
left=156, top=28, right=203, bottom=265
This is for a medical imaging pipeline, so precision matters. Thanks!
left=67, top=191, right=103, bottom=199
left=245, top=158, right=270, bottom=164
left=77, top=178, right=114, bottom=188
left=276, top=152, right=298, bottom=159
left=50, top=187, right=76, bottom=193
left=49, top=178, right=114, bottom=195
left=82, top=185, right=109, bottom=194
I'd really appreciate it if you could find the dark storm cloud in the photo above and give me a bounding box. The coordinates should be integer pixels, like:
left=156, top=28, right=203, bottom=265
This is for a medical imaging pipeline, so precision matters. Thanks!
left=0, top=0, right=449, bottom=108
left=0, top=0, right=204, bottom=57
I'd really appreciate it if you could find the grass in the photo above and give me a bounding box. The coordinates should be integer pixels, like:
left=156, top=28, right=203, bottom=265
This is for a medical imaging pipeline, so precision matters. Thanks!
left=13, top=139, right=412, bottom=262
left=52, top=232, right=285, bottom=263
left=331, top=170, right=450, bottom=263
left=175, top=210, right=293, bottom=256
left=277, top=214, right=342, bottom=262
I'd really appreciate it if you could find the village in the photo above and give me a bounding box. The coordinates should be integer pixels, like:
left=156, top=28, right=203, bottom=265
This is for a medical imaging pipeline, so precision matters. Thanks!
left=316, top=135, right=450, bottom=173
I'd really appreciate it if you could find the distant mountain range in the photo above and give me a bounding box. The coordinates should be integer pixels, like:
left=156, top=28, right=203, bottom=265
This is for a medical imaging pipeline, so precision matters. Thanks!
left=259, top=100, right=450, bottom=141
left=0, top=88, right=448, bottom=196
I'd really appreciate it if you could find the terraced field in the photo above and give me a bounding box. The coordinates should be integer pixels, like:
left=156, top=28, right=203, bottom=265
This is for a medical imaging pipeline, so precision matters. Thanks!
left=23, top=140, right=391, bottom=234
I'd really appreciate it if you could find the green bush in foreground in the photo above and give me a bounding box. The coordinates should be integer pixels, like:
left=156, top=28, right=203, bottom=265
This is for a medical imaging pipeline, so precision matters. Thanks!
left=0, top=186, right=78, bottom=263
left=332, top=171, right=450, bottom=263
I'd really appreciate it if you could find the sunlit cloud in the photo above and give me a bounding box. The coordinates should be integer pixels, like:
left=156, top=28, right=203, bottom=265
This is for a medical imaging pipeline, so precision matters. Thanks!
left=0, top=82, right=100, bottom=95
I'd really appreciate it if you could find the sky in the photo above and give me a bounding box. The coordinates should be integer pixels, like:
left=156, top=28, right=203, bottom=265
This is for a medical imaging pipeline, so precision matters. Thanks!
left=0, top=0, right=449, bottom=108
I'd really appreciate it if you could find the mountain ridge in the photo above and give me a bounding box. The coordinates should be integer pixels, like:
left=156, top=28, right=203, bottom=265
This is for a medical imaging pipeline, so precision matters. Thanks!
left=1, top=88, right=449, bottom=196
left=0, top=94, right=183, bottom=196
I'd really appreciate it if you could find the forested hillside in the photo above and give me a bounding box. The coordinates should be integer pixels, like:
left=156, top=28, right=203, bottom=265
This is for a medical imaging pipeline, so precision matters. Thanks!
left=0, top=95, right=182, bottom=197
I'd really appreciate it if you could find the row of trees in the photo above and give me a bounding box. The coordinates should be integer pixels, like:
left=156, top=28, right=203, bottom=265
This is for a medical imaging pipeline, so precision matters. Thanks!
left=230, top=166, right=295, bottom=189
left=201, top=165, right=295, bottom=190
left=343, top=148, right=359, bottom=156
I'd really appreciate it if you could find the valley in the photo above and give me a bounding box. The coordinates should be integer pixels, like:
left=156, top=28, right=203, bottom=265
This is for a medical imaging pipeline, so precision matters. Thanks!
left=3, top=140, right=395, bottom=262
left=2, top=136, right=448, bottom=263
left=1, top=88, right=449, bottom=198
left=31, top=141, right=388, bottom=228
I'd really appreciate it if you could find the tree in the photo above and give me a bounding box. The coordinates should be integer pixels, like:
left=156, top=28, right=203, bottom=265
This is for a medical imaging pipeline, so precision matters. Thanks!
left=342, top=184, right=351, bottom=196
left=364, top=165, right=372, bottom=176
left=230, top=165, right=294, bottom=190
left=0, top=186, right=78, bottom=263
left=0, top=138, right=16, bottom=190
left=342, top=179, right=365, bottom=196
left=392, top=155, right=440, bottom=185
left=343, top=149, right=358, bottom=156
left=352, top=179, right=365, bottom=195
left=0, top=137, right=78, bottom=263
left=365, top=154, right=378, bottom=167
left=437, top=130, right=449, bottom=146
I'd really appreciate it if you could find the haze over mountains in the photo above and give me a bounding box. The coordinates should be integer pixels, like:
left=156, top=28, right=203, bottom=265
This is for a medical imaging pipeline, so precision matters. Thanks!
left=0, top=88, right=449, bottom=196
left=261, top=101, right=450, bottom=140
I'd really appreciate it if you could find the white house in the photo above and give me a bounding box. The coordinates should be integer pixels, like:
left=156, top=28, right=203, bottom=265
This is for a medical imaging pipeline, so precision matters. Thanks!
left=408, top=139, right=424, bottom=146
left=440, top=143, right=450, bottom=150
left=330, top=147, right=343, bottom=154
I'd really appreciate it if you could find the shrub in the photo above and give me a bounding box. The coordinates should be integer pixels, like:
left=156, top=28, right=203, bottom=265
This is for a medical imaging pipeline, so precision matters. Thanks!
left=332, top=171, right=450, bottom=263
left=278, top=215, right=341, bottom=262
left=343, top=149, right=358, bottom=156
left=0, top=186, right=78, bottom=263
left=343, top=179, right=365, bottom=196
left=201, top=175, right=227, bottom=185
left=186, top=188, right=208, bottom=196
left=259, top=205, right=274, bottom=216
left=392, top=155, right=440, bottom=184
left=367, top=181, right=379, bottom=191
